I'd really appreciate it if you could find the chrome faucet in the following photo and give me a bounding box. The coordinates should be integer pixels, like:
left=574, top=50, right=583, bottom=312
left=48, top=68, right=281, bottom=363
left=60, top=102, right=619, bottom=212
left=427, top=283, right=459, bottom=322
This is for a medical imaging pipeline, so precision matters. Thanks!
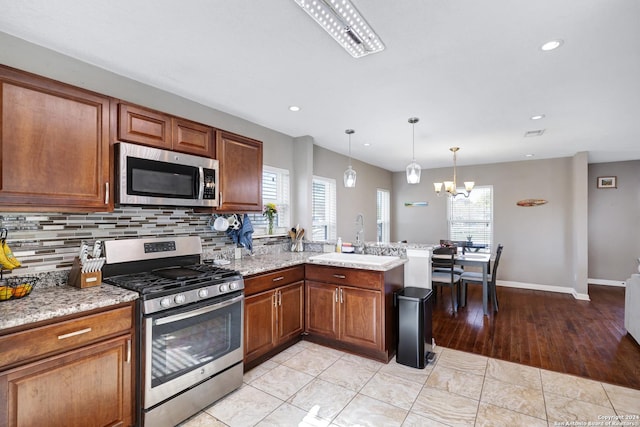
left=354, top=213, right=365, bottom=254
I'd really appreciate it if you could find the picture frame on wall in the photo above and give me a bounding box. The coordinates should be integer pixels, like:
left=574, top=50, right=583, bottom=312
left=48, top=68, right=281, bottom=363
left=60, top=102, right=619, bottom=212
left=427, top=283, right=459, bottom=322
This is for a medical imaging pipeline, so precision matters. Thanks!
left=597, top=176, right=617, bottom=189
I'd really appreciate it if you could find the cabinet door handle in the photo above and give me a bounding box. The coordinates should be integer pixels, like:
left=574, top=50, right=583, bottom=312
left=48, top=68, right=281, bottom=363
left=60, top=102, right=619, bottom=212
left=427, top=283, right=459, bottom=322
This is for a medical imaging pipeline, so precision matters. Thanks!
left=278, top=290, right=282, bottom=306
left=219, top=191, right=223, bottom=207
left=58, top=327, right=92, bottom=340
left=333, top=274, right=346, bottom=279
left=273, top=293, right=277, bottom=307
left=126, top=338, right=131, bottom=364
left=272, top=276, right=285, bottom=282
left=340, top=288, right=344, bottom=304
left=104, top=182, right=109, bottom=205
left=335, top=288, right=338, bottom=303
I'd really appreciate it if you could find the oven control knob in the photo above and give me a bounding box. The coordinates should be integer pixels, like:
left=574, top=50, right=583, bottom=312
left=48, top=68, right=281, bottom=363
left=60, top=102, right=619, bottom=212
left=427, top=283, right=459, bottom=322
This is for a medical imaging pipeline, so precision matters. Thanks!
left=174, top=294, right=186, bottom=304
left=160, top=297, right=172, bottom=308
left=198, top=288, right=209, bottom=298
left=229, top=282, right=239, bottom=290
left=219, top=284, right=229, bottom=293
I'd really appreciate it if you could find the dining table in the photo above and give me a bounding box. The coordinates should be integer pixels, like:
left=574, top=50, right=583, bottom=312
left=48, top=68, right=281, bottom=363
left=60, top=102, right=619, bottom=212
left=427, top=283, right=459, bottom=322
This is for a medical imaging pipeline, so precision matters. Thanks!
left=454, top=252, right=492, bottom=315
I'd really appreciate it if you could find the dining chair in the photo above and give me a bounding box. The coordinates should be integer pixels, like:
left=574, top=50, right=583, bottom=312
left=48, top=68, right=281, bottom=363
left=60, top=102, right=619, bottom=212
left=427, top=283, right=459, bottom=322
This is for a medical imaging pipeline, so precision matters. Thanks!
left=460, top=244, right=503, bottom=311
left=433, top=245, right=464, bottom=275
left=431, top=246, right=462, bottom=313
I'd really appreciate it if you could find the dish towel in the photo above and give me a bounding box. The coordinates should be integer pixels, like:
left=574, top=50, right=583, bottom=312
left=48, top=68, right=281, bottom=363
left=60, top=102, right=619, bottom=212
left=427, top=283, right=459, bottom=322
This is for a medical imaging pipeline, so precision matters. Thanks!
left=238, top=214, right=254, bottom=251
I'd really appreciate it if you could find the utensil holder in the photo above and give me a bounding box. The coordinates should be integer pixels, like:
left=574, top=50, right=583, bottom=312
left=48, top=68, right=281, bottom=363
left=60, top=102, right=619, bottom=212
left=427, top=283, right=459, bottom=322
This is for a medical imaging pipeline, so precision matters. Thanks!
left=67, top=257, right=102, bottom=288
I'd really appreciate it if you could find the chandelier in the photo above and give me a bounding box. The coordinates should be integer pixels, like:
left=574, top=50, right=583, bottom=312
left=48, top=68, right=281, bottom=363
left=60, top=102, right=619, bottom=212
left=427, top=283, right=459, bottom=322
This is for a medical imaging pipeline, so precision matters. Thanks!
left=434, top=147, right=474, bottom=198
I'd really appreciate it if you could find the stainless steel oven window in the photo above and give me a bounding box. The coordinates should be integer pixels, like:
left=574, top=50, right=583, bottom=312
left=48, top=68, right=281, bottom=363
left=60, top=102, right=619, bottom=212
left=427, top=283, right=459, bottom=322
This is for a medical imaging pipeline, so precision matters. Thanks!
left=144, top=293, right=243, bottom=408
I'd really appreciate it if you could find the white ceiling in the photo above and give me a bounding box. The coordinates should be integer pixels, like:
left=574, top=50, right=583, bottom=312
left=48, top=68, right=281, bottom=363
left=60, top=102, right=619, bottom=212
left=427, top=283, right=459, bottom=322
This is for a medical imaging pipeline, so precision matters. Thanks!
left=1, top=0, right=639, bottom=171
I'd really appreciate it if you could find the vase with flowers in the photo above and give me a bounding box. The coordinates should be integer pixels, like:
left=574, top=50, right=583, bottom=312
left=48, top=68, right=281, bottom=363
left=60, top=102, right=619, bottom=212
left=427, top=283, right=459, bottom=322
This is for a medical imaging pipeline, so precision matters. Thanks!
left=263, top=203, right=278, bottom=235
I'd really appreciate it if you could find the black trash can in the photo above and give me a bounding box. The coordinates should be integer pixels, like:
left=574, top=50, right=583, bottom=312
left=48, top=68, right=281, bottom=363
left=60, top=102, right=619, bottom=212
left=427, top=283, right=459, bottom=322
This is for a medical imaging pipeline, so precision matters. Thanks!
left=396, top=287, right=435, bottom=369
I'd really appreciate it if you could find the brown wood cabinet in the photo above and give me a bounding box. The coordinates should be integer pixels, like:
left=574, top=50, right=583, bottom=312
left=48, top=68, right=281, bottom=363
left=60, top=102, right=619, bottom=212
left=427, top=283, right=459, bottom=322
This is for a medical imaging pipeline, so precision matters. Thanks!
left=216, top=131, right=263, bottom=212
left=0, top=65, right=110, bottom=211
left=0, top=303, right=135, bottom=427
left=244, top=266, right=304, bottom=369
left=117, top=103, right=214, bottom=157
left=305, top=264, right=403, bottom=362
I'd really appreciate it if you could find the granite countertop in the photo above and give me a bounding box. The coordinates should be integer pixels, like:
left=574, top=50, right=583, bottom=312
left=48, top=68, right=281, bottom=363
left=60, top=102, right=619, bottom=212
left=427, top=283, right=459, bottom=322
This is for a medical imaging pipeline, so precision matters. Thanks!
left=223, top=251, right=407, bottom=276
left=1, top=247, right=416, bottom=332
left=0, top=284, right=138, bottom=332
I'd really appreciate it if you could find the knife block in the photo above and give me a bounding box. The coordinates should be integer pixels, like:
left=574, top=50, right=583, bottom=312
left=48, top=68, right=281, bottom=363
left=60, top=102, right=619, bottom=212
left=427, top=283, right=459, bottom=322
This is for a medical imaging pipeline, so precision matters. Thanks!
left=67, top=257, right=102, bottom=288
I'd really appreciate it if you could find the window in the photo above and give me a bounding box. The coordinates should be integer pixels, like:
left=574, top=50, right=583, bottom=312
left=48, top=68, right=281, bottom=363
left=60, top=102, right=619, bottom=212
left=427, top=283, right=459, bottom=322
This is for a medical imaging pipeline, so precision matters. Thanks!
left=376, top=189, right=390, bottom=242
left=448, top=185, right=493, bottom=251
left=249, top=166, right=290, bottom=233
left=312, top=176, right=337, bottom=241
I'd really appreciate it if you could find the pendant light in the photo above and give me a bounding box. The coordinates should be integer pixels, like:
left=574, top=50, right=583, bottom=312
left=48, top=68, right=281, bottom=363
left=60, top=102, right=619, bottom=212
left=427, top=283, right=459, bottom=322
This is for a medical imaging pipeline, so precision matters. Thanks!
left=406, top=117, right=421, bottom=184
left=343, top=129, right=357, bottom=188
left=434, top=147, right=475, bottom=198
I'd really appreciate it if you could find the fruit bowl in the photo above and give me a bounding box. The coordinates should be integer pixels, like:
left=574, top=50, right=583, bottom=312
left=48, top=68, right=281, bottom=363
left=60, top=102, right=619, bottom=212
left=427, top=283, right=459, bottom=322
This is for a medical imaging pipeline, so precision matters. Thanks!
left=0, top=277, right=39, bottom=301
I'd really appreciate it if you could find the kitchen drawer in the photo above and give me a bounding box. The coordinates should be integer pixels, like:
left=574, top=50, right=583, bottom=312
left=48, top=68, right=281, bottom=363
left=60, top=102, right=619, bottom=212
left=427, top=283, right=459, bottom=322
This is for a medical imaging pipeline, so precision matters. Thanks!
left=0, top=304, right=133, bottom=370
left=305, top=264, right=383, bottom=290
left=244, top=266, right=304, bottom=296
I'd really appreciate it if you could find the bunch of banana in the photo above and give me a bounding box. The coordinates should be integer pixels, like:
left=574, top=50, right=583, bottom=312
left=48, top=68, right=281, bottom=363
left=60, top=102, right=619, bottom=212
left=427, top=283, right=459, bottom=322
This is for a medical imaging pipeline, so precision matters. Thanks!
left=0, top=241, right=21, bottom=270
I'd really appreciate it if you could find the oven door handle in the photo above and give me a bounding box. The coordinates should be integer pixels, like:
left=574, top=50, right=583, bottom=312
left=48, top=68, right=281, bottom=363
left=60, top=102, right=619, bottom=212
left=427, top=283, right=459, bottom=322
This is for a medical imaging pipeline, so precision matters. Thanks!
left=154, top=294, right=244, bottom=325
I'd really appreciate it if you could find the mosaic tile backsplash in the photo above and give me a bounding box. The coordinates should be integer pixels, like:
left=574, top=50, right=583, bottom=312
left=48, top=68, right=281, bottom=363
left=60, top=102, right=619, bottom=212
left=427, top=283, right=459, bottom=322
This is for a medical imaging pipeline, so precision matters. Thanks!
left=0, top=207, right=289, bottom=281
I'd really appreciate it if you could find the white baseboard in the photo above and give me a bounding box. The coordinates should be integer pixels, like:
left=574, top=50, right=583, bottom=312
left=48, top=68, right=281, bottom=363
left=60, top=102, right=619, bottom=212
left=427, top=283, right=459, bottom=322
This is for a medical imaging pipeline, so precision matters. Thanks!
left=496, top=280, right=590, bottom=301
left=587, top=278, right=626, bottom=287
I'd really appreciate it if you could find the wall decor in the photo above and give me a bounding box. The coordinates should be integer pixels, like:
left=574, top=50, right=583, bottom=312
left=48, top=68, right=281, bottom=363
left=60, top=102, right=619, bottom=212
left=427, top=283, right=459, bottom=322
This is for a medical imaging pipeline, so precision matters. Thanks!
left=404, top=201, right=428, bottom=207
left=597, top=176, right=617, bottom=189
left=516, top=199, right=548, bottom=207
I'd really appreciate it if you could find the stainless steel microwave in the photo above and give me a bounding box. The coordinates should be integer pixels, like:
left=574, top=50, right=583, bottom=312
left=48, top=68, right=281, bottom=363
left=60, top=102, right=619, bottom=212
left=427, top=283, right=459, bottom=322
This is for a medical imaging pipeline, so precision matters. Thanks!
left=115, top=142, right=218, bottom=208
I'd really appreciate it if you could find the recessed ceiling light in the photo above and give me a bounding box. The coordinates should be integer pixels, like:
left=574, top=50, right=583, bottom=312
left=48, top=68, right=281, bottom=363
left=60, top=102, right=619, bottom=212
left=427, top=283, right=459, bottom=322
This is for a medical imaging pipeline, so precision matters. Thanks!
left=288, top=105, right=300, bottom=112
left=530, top=114, right=545, bottom=120
left=541, top=39, right=564, bottom=51
left=363, top=142, right=371, bottom=147
left=525, top=153, right=535, bottom=158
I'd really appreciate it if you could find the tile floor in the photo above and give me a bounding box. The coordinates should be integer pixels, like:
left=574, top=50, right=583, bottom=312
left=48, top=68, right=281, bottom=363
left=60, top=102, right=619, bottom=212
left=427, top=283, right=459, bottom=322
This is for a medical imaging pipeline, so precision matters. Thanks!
left=179, top=341, right=640, bottom=427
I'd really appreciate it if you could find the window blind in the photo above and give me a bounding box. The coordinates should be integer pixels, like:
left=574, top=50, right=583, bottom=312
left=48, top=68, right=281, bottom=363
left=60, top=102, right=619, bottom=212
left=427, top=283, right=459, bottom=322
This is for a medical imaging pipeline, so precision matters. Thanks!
left=248, top=166, right=290, bottom=232
left=448, top=185, right=493, bottom=250
left=376, top=189, right=390, bottom=242
left=312, top=176, right=337, bottom=241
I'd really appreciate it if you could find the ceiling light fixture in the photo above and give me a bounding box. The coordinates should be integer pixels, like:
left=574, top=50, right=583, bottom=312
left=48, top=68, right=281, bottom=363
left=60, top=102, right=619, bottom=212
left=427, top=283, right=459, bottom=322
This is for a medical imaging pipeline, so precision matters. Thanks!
left=289, top=105, right=301, bottom=112
left=343, top=129, right=357, bottom=188
left=293, top=0, right=385, bottom=58
left=530, top=114, right=545, bottom=120
left=434, top=147, right=474, bottom=198
left=541, top=39, right=564, bottom=51
left=406, top=117, right=421, bottom=184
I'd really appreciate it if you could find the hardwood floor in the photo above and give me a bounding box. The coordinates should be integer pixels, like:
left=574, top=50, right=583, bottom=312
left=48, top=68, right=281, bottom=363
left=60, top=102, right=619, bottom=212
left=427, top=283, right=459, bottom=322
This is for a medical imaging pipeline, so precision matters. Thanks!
left=432, top=283, right=640, bottom=390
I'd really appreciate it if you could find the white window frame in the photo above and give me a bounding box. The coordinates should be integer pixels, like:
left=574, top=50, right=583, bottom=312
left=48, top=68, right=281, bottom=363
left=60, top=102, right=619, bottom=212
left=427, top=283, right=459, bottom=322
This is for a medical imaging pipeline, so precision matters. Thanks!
left=249, top=165, right=290, bottom=235
left=447, top=185, right=493, bottom=251
left=312, top=176, right=337, bottom=241
left=376, top=188, right=390, bottom=243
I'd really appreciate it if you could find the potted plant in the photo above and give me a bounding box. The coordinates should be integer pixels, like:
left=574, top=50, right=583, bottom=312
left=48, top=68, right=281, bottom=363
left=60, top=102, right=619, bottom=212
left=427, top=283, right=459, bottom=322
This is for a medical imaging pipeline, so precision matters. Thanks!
left=263, top=203, right=278, bottom=234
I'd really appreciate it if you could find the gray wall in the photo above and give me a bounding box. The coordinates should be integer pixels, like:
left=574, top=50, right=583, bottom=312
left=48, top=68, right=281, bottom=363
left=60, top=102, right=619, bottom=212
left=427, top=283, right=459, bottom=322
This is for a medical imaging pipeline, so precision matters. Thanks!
left=588, top=160, right=640, bottom=281
left=313, top=146, right=392, bottom=243
left=392, top=156, right=580, bottom=290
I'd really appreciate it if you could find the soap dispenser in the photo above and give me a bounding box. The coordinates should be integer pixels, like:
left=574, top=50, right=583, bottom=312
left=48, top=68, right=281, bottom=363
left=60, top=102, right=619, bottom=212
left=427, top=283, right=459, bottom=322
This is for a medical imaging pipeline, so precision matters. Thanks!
left=336, top=237, right=342, bottom=253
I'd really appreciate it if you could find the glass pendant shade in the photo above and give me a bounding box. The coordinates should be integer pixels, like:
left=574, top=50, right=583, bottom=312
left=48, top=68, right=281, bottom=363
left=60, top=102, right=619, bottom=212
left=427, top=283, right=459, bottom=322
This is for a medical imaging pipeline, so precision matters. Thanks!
left=406, top=117, right=421, bottom=184
left=344, top=165, right=357, bottom=188
left=344, top=129, right=356, bottom=188
left=406, top=161, right=421, bottom=184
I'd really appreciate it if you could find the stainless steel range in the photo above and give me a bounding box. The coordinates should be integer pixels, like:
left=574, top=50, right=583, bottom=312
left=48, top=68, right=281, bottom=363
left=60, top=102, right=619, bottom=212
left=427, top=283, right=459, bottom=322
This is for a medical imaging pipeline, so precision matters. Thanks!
left=102, top=236, right=244, bottom=427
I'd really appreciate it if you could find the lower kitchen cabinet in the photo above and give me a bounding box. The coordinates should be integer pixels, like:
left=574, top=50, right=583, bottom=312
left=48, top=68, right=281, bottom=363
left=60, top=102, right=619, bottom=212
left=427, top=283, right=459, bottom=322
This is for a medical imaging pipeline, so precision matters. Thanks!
left=243, top=267, right=305, bottom=369
left=0, top=303, right=135, bottom=427
left=305, top=264, right=403, bottom=362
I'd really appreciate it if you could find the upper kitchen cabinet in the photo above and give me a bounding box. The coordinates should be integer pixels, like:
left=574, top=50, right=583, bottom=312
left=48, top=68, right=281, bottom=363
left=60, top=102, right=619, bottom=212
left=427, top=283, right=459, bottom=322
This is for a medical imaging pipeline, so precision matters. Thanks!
left=172, top=117, right=214, bottom=158
left=117, top=102, right=214, bottom=157
left=216, top=131, right=263, bottom=212
left=117, top=103, right=172, bottom=149
left=0, top=65, right=110, bottom=211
